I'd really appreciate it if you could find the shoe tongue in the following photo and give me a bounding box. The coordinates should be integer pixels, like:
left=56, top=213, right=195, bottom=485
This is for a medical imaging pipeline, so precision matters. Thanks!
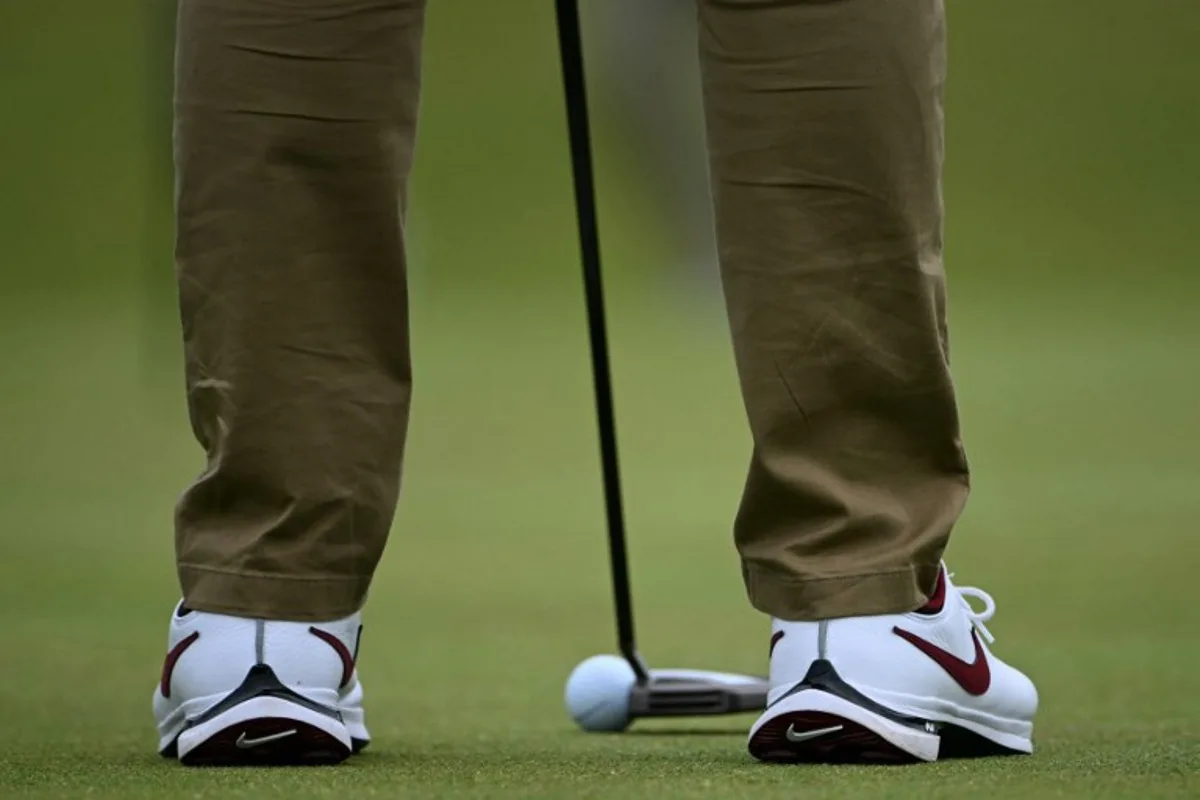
left=915, top=568, right=947, bottom=615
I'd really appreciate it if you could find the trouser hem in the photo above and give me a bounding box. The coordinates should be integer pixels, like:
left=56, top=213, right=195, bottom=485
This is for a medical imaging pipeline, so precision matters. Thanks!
left=179, top=564, right=367, bottom=622
left=745, top=564, right=939, bottom=622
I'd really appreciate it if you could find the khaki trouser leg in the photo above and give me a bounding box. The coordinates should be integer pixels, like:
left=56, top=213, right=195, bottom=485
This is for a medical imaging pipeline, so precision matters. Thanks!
left=698, top=0, right=966, bottom=620
left=173, top=0, right=426, bottom=621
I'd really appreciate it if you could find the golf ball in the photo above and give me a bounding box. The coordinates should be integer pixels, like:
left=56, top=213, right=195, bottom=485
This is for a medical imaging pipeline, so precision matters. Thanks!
left=564, top=654, right=636, bottom=732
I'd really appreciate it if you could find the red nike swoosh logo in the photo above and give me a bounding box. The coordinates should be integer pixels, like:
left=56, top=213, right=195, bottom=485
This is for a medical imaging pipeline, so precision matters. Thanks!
left=309, top=626, right=356, bottom=688
left=892, top=626, right=991, bottom=696
left=160, top=631, right=200, bottom=698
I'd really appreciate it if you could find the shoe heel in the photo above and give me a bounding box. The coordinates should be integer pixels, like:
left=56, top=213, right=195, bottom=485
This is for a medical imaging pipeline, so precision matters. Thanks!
left=176, top=664, right=351, bottom=766
left=749, top=690, right=940, bottom=763
left=178, top=695, right=352, bottom=766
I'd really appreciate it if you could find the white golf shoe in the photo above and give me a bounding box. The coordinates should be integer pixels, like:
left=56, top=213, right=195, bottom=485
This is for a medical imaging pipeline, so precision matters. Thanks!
left=153, top=603, right=369, bottom=766
left=748, top=566, right=1037, bottom=763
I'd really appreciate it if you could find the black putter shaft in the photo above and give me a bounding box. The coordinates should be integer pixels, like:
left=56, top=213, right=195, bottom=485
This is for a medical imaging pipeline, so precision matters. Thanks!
left=553, top=0, right=648, bottom=683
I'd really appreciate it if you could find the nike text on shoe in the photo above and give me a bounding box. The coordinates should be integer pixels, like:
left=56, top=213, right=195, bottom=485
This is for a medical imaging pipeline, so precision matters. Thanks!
left=748, top=566, right=1038, bottom=764
left=153, top=603, right=371, bottom=766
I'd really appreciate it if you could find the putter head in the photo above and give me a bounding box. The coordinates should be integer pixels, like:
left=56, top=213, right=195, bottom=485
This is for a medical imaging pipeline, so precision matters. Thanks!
left=628, top=668, right=769, bottom=718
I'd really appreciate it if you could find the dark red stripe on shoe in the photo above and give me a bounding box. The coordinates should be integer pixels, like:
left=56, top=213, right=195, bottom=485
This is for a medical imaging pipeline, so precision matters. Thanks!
left=769, top=630, right=785, bottom=658
left=161, top=631, right=200, bottom=698
left=892, top=626, right=991, bottom=696
left=915, top=568, right=947, bottom=615
left=309, top=627, right=355, bottom=688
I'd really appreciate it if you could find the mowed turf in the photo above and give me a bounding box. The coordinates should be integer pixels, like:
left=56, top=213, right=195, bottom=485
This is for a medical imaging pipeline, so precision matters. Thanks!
left=2, top=2, right=1198, bottom=797
left=0, top=282, right=1197, bottom=798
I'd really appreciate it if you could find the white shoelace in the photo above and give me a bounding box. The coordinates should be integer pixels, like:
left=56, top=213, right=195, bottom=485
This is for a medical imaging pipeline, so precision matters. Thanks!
left=950, top=574, right=997, bottom=645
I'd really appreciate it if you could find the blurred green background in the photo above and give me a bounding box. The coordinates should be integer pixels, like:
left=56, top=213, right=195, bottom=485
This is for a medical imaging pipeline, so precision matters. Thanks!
left=1, top=1, right=1197, bottom=797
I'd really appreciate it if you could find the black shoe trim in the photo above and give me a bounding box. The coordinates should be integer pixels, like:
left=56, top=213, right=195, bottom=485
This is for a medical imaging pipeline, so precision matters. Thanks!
left=183, top=664, right=343, bottom=730
left=938, top=724, right=1023, bottom=759
left=770, top=659, right=939, bottom=735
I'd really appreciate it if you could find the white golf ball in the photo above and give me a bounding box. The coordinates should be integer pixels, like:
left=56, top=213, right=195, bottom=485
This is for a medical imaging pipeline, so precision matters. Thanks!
left=564, top=654, right=637, bottom=732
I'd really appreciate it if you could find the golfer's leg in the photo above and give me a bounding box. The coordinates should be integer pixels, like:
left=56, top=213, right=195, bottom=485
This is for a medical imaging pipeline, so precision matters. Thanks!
left=174, top=0, right=426, bottom=621
left=698, top=0, right=962, bottom=620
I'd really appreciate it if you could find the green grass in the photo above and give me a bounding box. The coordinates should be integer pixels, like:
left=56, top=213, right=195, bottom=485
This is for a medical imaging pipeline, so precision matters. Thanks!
left=1, top=288, right=1197, bottom=798
left=2, top=1, right=1198, bottom=796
